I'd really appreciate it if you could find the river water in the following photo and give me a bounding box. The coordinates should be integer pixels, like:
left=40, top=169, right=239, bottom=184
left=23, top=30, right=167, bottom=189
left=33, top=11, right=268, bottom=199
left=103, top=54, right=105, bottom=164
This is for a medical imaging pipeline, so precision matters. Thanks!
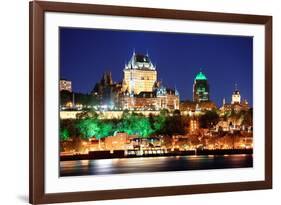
left=60, top=154, right=253, bottom=176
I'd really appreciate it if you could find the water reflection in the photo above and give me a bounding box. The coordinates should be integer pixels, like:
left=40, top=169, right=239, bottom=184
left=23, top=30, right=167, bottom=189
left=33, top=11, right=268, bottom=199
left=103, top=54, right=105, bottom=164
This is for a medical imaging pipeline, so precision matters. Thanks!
left=60, top=154, right=253, bottom=177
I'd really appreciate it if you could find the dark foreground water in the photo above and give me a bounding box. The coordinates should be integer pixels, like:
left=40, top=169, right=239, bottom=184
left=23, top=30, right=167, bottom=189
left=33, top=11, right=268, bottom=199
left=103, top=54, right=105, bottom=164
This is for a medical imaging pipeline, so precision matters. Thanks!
left=60, top=154, right=253, bottom=177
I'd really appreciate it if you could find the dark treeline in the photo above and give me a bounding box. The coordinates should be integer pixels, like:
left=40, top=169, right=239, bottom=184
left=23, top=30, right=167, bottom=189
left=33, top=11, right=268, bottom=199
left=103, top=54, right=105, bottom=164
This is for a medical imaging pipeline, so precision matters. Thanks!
left=60, top=90, right=99, bottom=107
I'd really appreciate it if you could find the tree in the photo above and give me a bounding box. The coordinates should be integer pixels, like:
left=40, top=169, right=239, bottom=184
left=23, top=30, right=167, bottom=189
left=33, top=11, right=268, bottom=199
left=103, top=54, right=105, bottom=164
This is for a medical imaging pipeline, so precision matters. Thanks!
left=173, top=109, right=181, bottom=116
left=96, top=121, right=114, bottom=139
left=60, top=128, right=70, bottom=141
left=199, top=110, right=219, bottom=129
left=119, top=112, right=154, bottom=138
left=73, top=92, right=100, bottom=106
left=96, top=121, right=114, bottom=149
left=164, top=116, right=187, bottom=136
left=60, top=90, right=72, bottom=106
left=153, top=114, right=166, bottom=134
left=135, top=117, right=154, bottom=137
left=76, top=118, right=115, bottom=149
left=121, top=109, right=130, bottom=118
left=151, top=113, right=189, bottom=137
left=76, top=118, right=100, bottom=139
left=242, top=108, right=253, bottom=127
left=60, top=119, right=77, bottom=137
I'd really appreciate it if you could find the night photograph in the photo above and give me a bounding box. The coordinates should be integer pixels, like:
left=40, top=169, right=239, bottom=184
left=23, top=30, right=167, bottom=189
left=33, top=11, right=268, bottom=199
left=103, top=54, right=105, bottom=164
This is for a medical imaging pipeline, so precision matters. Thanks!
left=59, top=27, right=253, bottom=177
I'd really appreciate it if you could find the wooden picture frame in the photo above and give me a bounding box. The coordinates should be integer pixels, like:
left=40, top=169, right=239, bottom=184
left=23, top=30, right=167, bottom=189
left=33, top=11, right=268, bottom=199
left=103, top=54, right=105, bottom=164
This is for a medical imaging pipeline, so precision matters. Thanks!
left=29, top=1, right=272, bottom=204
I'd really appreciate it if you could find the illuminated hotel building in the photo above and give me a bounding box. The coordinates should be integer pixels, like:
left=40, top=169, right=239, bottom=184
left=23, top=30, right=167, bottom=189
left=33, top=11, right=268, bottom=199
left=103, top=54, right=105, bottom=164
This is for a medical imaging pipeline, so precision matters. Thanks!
left=122, top=52, right=157, bottom=95
left=60, top=79, right=72, bottom=92
left=193, top=71, right=210, bottom=102
left=120, top=52, right=179, bottom=110
left=92, top=52, right=180, bottom=111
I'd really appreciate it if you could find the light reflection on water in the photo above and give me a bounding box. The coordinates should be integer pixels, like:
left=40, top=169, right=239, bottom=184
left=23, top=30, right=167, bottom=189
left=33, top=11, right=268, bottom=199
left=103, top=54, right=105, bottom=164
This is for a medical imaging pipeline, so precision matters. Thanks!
left=60, top=154, right=253, bottom=177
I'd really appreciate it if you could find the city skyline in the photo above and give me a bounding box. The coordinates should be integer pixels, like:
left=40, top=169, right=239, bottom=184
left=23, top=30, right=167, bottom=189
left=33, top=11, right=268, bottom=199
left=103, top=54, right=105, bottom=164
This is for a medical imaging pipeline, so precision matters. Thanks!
left=60, top=27, right=253, bottom=106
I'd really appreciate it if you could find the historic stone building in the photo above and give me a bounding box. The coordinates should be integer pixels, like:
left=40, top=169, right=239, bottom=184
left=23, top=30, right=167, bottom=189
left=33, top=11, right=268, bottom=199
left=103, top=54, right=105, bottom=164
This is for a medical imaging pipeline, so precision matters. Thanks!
left=91, top=71, right=122, bottom=107
left=122, top=52, right=157, bottom=95
left=120, top=86, right=179, bottom=110
left=220, top=85, right=250, bottom=114
left=92, top=52, right=180, bottom=111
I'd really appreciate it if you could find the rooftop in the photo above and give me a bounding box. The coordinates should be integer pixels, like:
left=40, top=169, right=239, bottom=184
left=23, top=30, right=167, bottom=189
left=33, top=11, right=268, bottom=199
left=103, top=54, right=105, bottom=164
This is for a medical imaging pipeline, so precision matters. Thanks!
left=195, top=71, right=207, bottom=80
left=125, top=52, right=156, bottom=70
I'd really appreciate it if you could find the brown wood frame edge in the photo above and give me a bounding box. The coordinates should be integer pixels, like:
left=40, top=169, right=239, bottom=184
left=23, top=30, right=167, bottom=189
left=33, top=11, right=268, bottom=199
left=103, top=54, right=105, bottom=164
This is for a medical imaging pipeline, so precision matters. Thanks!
left=29, top=1, right=272, bottom=204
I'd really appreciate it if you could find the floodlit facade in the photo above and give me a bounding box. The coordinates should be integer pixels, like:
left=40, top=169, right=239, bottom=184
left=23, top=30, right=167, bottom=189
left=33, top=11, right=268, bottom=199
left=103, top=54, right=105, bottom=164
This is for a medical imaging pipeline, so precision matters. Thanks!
left=120, top=87, right=180, bottom=111
left=220, top=86, right=250, bottom=114
left=231, top=86, right=241, bottom=104
left=120, top=52, right=179, bottom=110
left=122, top=52, right=157, bottom=95
left=91, top=52, right=180, bottom=111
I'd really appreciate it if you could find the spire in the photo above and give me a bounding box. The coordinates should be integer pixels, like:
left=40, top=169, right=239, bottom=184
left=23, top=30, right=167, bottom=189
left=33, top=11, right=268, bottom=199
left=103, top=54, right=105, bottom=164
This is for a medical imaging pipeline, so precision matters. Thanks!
left=235, top=82, right=238, bottom=91
left=174, top=85, right=179, bottom=96
left=146, top=50, right=149, bottom=57
left=108, top=71, right=113, bottom=84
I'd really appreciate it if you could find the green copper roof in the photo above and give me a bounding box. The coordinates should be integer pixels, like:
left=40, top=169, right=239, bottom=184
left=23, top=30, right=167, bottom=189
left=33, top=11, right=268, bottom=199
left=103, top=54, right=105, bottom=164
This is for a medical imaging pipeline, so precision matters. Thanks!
left=195, top=71, right=207, bottom=80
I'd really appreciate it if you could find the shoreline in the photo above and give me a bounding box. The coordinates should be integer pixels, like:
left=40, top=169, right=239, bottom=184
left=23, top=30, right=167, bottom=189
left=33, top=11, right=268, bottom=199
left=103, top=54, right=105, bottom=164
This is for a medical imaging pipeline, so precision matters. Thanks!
left=60, top=148, right=253, bottom=161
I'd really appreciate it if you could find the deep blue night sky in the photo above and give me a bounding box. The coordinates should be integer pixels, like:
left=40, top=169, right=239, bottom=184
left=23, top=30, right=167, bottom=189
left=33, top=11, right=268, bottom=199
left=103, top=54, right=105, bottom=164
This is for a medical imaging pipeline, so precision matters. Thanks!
left=60, top=27, right=253, bottom=107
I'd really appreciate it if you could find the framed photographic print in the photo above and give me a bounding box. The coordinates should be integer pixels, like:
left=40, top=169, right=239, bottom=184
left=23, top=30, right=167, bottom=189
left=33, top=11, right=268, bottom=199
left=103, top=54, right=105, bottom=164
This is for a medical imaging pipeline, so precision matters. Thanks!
left=29, top=1, right=272, bottom=204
